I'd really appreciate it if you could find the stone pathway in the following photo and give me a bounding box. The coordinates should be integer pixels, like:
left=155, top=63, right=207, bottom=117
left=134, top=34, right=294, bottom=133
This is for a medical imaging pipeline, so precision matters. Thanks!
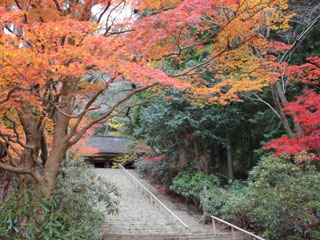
left=95, top=168, right=249, bottom=240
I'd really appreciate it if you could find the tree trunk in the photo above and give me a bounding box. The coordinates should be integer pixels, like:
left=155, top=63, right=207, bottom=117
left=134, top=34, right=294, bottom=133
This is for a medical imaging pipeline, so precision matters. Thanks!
left=203, top=143, right=209, bottom=174
left=42, top=143, right=68, bottom=196
left=16, top=80, right=76, bottom=197
left=271, top=83, right=295, bottom=138
left=17, top=108, right=43, bottom=189
left=218, top=146, right=227, bottom=176
left=226, top=131, right=233, bottom=179
left=42, top=80, right=75, bottom=197
left=178, top=146, right=188, bottom=170
left=203, top=155, right=209, bottom=174
left=193, top=140, right=201, bottom=173
left=274, top=82, right=303, bottom=136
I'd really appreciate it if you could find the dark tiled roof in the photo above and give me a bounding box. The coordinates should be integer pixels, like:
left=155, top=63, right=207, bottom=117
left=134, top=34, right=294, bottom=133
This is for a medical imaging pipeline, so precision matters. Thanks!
left=86, top=136, right=131, bottom=154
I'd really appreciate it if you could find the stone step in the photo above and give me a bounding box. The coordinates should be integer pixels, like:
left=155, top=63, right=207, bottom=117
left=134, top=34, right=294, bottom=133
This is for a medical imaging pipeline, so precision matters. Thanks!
left=95, top=169, right=250, bottom=240
left=103, top=232, right=247, bottom=240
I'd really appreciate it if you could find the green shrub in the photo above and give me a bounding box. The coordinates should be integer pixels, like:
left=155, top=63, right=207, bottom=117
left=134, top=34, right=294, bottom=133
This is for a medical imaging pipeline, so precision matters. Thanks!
left=223, top=155, right=320, bottom=240
left=200, top=180, right=248, bottom=221
left=0, top=158, right=119, bottom=240
left=170, top=171, right=220, bottom=207
left=135, top=159, right=177, bottom=189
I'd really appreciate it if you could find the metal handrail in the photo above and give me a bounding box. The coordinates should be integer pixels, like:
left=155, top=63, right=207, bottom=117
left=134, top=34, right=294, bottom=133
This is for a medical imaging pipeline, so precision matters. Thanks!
left=119, top=165, right=189, bottom=230
left=211, top=215, right=265, bottom=240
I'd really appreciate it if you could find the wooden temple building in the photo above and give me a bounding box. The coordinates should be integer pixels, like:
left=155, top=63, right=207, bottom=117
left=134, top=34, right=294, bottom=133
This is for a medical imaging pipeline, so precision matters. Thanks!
left=85, top=135, right=132, bottom=168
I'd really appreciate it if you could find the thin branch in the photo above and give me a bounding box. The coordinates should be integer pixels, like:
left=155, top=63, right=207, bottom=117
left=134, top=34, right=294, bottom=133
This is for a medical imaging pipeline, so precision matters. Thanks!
left=6, top=142, right=22, bottom=159
left=170, top=47, right=228, bottom=78
left=0, top=56, right=30, bottom=82
left=4, top=116, right=21, bottom=139
left=0, top=87, right=29, bottom=104
left=99, top=99, right=164, bottom=124
left=67, top=86, right=111, bottom=139
left=97, top=1, right=111, bottom=23
left=147, top=5, right=175, bottom=16
left=68, top=83, right=159, bottom=145
left=162, top=13, right=235, bottom=58
left=0, top=162, right=32, bottom=175
left=0, top=140, right=20, bottom=166
left=105, top=29, right=134, bottom=36
left=39, top=96, right=101, bottom=118
left=248, top=94, right=281, bottom=119
left=104, top=0, right=126, bottom=36
left=279, top=15, right=320, bottom=64
left=171, top=29, right=260, bottom=78
left=4, top=25, right=32, bottom=47
left=53, top=0, right=62, bottom=12
left=14, top=0, right=23, bottom=10
left=0, top=131, right=34, bottom=150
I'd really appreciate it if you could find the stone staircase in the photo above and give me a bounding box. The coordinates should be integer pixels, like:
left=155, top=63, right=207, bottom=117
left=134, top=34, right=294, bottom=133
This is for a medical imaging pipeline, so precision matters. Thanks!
left=95, top=168, right=249, bottom=240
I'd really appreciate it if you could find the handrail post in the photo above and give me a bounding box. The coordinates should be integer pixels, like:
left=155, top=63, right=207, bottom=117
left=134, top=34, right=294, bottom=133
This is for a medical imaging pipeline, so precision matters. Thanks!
left=210, top=216, right=265, bottom=240
left=231, top=227, right=235, bottom=240
left=212, top=218, right=216, bottom=236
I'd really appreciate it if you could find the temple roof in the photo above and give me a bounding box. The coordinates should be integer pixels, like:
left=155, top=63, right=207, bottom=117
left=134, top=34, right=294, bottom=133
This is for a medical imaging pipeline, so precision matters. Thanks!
left=86, top=136, right=132, bottom=154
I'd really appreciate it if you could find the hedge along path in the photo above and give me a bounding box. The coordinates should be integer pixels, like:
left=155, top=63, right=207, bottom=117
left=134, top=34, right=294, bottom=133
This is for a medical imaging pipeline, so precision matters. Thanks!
left=95, top=168, right=250, bottom=240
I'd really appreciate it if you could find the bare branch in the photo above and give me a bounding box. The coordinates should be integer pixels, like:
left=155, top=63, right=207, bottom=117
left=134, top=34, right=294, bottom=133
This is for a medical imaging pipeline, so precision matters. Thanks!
left=0, top=131, right=34, bottom=150
left=105, top=29, right=134, bottom=36
left=100, top=99, right=164, bottom=124
left=0, top=87, right=29, bottom=104
left=97, top=1, right=111, bottom=23
left=14, top=0, right=23, bottom=10
left=247, top=94, right=281, bottom=119
left=170, top=47, right=228, bottom=78
left=147, top=5, right=175, bottom=16
left=68, top=89, right=107, bottom=138
left=104, top=0, right=126, bottom=36
left=39, top=96, right=101, bottom=118
left=4, top=116, right=20, bottom=139
left=279, top=15, right=320, bottom=64
left=0, top=157, right=42, bottom=182
left=0, top=162, right=32, bottom=175
left=53, top=0, right=62, bottom=12
left=68, top=83, right=159, bottom=145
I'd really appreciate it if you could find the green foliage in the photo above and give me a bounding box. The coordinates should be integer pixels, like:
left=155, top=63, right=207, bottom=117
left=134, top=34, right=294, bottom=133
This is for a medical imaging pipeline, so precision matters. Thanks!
left=170, top=171, right=220, bottom=207
left=134, top=88, right=252, bottom=175
left=200, top=180, right=248, bottom=219
left=222, top=155, right=320, bottom=240
left=135, top=89, right=246, bottom=146
left=0, top=159, right=119, bottom=240
left=134, top=159, right=177, bottom=188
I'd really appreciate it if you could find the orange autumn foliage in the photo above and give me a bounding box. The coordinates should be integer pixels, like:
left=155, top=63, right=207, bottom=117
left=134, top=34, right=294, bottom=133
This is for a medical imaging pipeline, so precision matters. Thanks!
left=127, top=0, right=292, bottom=103
left=0, top=0, right=292, bottom=193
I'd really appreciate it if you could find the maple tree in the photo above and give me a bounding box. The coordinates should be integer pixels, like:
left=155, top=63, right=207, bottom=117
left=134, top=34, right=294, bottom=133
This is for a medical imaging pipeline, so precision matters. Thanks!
left=264, top=53, right=320, bottom=161
left=286, top=56, right=320, bottom=85
left=0, top=0, right=291, bottom=196
left=264, top=89, right=320, bottom=161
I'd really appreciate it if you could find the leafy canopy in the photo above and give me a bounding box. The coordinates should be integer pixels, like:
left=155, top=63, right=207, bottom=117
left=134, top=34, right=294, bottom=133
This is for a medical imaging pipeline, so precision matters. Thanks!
left=0, top=0, right=292, bottom=185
